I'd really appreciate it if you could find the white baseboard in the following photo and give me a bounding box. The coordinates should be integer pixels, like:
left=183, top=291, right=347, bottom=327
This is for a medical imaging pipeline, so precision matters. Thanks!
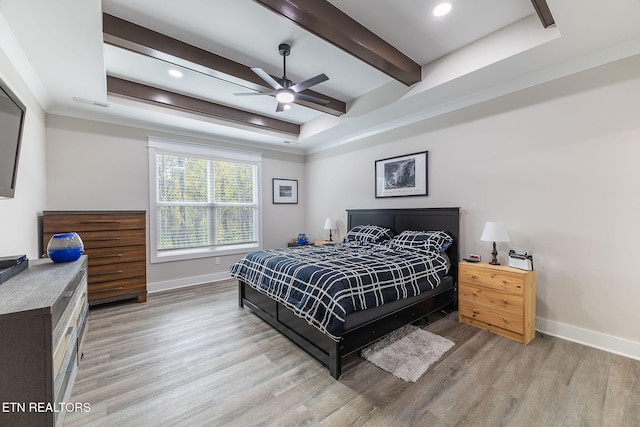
left=147, top=272, right=232, bottom=294
left=537, top=317, right=640, bottom=361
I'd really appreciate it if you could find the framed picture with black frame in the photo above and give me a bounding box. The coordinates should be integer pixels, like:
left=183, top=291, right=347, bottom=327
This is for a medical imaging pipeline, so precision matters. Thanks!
left=273, top=178, right=298, bottom=204
left=375, top=151, right=428, bottom=198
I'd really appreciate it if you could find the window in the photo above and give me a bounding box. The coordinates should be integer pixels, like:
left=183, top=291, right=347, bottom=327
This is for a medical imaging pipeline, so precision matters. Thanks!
left=148, top=138, right=262, bottom=263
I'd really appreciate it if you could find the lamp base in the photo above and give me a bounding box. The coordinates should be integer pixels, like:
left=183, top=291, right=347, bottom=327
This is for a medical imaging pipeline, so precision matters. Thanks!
left=489, top=241, right=500, bottom=265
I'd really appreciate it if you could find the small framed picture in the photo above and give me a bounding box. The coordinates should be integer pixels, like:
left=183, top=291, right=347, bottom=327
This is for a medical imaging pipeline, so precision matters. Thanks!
left=273, top=178, right=298, bottom=204
left=375, top=151, right=428, bottom=198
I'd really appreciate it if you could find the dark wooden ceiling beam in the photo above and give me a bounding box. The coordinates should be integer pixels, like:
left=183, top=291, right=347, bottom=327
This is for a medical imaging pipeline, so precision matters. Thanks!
left=531, top=0, right=555, bottom=28
left=253, top=0, right=421, bottom=86
left=102, top=13, right=346, bottom=116
left=107, top=76, right=300, bottom=136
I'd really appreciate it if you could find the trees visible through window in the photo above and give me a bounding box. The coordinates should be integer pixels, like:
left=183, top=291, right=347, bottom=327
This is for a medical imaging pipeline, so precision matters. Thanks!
left=149, top=139, right=261, bottom=262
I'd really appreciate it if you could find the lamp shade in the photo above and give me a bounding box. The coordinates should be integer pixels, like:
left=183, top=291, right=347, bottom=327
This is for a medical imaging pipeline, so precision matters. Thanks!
left=323, top=218, right=337, bottom=230
left=480, top=221, right=510, bottom=243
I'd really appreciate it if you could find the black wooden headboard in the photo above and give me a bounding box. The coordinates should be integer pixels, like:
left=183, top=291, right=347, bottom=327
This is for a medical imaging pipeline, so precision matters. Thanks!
left=346, top=207, right=461, bottom=282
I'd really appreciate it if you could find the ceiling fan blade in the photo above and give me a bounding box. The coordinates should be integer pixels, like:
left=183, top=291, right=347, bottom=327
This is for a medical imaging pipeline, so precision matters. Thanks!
left=251, top=68, right=283, bottom=90
left=295, top=92, right=330, bottom=106
left=290, top=73, right=329, bottom=93
left=276, top=102, right=285, bottom=112
left=233, top=92, right=275, bottom=96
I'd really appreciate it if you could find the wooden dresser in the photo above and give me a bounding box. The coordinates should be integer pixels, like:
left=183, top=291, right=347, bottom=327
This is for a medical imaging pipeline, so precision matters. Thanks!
left=458, top=262, right=536, bottom=344
left=43, top=211, right=147, bottom=306
left=0, top=257, right=88, bottom=426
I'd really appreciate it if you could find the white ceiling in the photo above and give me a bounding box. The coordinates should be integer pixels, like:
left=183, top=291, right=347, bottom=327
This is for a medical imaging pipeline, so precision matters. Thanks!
left=1, top=0, right=640, bottom=154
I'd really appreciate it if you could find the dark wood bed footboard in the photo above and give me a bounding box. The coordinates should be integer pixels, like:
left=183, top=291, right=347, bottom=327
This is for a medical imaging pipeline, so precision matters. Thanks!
left=237, top=207, right=460, bottom=379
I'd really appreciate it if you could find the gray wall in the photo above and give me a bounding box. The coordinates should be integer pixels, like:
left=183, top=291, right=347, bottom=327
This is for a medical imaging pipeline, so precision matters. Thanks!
left=0, top=43, right=47, bottom=259
left=45, top=115, right=306, bottom=291
left=306, top=55, right=640, bottom=352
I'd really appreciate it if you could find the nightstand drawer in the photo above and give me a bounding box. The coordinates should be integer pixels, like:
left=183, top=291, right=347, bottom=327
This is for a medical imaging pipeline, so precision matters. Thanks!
left=459, top=303, right=524, bottom=334
left=458, top=284, right=523, bottom=316
left=459, top=265, right=525, bottom=295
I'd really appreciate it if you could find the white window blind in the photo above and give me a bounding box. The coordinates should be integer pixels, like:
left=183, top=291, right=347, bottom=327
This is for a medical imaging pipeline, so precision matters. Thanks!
left=149, top=138, right=262, bottom=262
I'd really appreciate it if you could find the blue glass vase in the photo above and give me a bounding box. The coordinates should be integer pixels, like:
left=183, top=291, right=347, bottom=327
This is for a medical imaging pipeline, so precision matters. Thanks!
left=47, top=232, right=84, bottom=263
left=297, top=233, right=308, bottom=245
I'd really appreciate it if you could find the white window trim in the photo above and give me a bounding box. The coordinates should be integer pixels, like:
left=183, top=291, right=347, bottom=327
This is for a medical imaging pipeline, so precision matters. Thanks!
left=148, top=137, right=263, bottom=264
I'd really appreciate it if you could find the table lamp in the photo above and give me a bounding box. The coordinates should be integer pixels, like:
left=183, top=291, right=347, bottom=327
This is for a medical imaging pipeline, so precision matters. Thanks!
left=324, top=218, right=337, bottom=242
left=480, top=221, right=510, bottom=265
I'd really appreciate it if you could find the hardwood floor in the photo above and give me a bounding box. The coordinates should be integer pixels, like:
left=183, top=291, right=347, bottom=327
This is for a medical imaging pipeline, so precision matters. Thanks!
left=65, top=280, right=640, bottom=426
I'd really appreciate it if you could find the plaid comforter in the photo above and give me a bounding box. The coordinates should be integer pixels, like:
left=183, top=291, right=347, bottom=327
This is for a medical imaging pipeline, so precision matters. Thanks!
left=230, top=242, right=450, bottom=341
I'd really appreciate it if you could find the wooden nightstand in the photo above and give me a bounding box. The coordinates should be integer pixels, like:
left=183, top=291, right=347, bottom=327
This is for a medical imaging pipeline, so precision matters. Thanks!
left=287, top=242, right=314, bottom=247
left=314, top=240, right=335, bottom=245
left=458, top=262, right=536, bottom=344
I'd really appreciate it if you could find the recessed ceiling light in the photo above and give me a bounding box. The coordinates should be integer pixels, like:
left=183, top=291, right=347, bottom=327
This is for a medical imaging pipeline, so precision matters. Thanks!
left=433, top=2, right=452, bottom=17
left=168, top=69, right=183, bottom=78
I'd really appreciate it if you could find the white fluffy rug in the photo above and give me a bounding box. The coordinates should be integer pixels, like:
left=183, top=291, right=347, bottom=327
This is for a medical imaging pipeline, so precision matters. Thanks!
left=361, top=325, right=455, bottom=382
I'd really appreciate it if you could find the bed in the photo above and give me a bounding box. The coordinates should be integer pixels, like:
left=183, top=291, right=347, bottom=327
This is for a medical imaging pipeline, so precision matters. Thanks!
left=232, top=207, right=460, bottom=379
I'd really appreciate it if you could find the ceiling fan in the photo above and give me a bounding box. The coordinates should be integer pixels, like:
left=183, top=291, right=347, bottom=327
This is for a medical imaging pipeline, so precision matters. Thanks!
left=235, top=43, right=330, bottom=112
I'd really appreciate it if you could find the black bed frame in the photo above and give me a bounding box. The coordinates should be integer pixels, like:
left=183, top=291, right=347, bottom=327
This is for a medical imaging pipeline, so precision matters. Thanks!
left=238, top=207, right=460, bottom=379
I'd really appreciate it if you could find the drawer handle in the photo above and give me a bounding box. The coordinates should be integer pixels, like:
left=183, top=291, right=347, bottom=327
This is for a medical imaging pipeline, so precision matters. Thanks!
left=95, top=270, right=124, bottom=276
left=472, top=309, right=480, bottom=315
left=91, top=253, right=123, bottom=259
left=76, top=220, right=122, bottom=224
left=85, top=237, right=123, bottom=241
left=502, top=299, right=508, bottom=305
left=92, top=287, right=124, bottom=293
left=63, top=290, right=74, bottom=298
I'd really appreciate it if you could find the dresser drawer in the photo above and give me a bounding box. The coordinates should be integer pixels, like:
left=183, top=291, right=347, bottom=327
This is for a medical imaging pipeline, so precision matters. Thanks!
left=458, top=283, right=523, bottom=316
left=459, top=265, right=525, bottom=295
left=53, top=229, right=145, bottom=250
left=51, top=259, right=88, bottom=329
left=459, top=302, right=524, bottom=335
left=43, top=212, right=145, bottom=232
left=52, top=281, right=86, bottom=384
left=84, top=245, right=146, bottom=266
left=52, top=277, right=87, bottom=351
left=88, top=277, right=147, bottom=302
left=43, top=229, right=145, bottom=251
left=88, top=260, right=146, bottom=284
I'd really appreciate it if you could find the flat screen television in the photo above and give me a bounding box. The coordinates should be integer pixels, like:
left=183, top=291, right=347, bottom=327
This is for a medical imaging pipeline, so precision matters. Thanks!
left=0, top=76, right=26, bottom=199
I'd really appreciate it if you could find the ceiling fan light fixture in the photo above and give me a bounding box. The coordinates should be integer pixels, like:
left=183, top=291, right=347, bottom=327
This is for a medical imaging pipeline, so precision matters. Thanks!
left=276, top=90, right=295, bottom=104
left=235, top=43, right=329, bottom=112
left=433, top=2, right=452, bottom=17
